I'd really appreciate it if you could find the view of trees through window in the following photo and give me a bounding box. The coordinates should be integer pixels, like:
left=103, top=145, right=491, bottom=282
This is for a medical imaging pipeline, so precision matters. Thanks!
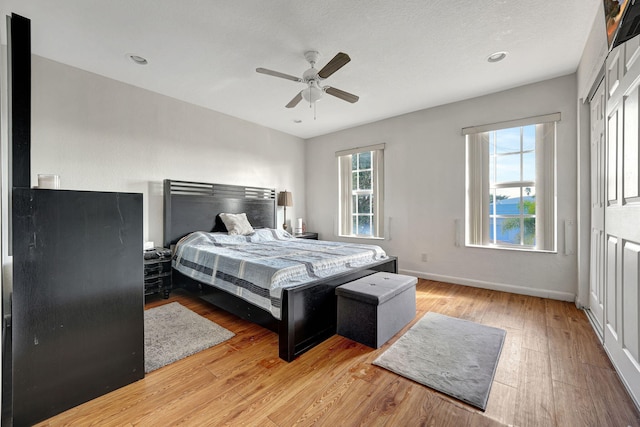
left=351, top=151, right=374, bottom=236
left=488, top=125, right=536, bottom=246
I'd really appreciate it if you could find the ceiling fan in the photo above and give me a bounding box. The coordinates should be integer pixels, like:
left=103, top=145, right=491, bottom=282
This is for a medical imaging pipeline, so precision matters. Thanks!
left=256, top=51, right=359, bottom=110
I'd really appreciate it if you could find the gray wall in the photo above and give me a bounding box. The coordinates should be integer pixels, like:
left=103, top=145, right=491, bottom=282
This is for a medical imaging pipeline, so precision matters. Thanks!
left=306, top=74, right=579, bottom=300
left=29, top=55, right=307, bottom=246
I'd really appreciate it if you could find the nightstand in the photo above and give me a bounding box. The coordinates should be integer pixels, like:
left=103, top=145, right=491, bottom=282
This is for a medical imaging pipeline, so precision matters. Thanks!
left=144, top=247, right=172, bottom=298
left=294, top=232, right=318, bottom=240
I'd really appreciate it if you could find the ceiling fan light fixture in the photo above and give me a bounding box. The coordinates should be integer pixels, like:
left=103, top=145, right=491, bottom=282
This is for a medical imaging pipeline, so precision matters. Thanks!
left=301, top=82, right=323, bottom=103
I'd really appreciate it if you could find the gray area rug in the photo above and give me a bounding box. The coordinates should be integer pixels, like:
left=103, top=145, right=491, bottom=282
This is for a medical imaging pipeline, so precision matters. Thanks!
left=144, top=302, right=235, bottom=373
left=373, top=312, right=506, bottom=411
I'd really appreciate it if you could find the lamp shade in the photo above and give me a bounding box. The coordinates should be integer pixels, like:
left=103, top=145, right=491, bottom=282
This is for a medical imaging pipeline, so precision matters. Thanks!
left=277, top=191, right=293, bottom=207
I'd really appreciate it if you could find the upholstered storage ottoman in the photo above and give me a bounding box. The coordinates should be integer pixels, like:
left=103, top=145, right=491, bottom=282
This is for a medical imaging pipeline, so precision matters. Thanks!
left=336, top=272, right=417, bottom=348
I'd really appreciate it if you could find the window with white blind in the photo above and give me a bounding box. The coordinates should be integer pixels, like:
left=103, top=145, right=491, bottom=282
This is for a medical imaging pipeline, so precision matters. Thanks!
left=337, top=144, right=385, bottom=238
left=464, top=113, right=559, bottom=252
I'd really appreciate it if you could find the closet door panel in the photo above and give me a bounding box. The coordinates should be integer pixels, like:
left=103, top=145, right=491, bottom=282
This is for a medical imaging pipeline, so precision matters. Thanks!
left=623, top=85, right=640, bottom=200
left=606, top=236, right=619, bottom=338
left=622, top=242, right=640, bottom=363
left=607, top=109, right=619, bottom=205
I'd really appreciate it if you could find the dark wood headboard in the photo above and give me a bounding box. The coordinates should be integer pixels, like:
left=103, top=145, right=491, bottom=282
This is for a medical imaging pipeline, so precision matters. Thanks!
left=163, top=179, right=276, bottom=248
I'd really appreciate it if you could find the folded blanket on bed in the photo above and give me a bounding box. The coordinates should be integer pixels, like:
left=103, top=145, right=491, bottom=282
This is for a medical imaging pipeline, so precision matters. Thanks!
left=173, top=228, right=387, bottom=319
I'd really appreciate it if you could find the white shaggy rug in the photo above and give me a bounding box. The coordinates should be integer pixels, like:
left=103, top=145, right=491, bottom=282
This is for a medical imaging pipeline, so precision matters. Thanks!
left=373, top=312, right=505, bottom=411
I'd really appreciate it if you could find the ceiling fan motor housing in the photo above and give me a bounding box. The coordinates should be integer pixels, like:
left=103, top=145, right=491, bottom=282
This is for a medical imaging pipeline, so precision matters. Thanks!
left=302, top=51, right=323, bottom=102
left=303, top=67, right=319, bottom=82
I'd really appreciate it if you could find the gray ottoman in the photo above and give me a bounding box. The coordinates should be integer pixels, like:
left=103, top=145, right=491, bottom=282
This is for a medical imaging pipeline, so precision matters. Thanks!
left=336, top=272, right=417, bottom=348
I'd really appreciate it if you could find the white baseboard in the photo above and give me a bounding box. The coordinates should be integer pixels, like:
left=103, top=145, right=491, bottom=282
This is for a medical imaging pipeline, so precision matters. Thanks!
left=583, top=308, right=604, bottom=342
left=399, top=269, right=576, bottom=302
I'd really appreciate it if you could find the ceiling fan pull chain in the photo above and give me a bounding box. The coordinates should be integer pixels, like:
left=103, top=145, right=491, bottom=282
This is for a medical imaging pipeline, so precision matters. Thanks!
left=314, top=101, right=317, bottom=120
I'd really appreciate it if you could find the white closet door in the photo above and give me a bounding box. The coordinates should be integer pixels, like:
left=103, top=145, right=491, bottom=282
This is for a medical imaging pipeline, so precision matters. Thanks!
left=589, top=80, right=606, bottom=335
left=603, top=41, right=640, bottom=406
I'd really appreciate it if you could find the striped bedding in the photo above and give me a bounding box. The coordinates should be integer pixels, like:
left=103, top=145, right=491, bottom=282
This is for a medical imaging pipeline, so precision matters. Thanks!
left=173, top=228, right=387, bottom=319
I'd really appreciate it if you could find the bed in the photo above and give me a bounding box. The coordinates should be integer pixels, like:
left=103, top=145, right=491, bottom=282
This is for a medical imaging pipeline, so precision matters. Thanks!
left=163, top=179, right=398, bottom=361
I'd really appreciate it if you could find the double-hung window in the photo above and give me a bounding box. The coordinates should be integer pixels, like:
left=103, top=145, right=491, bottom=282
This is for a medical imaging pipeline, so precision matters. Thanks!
left=337, top=144, right=385, bottom=238
left=464, top=113, right=558, bottom=251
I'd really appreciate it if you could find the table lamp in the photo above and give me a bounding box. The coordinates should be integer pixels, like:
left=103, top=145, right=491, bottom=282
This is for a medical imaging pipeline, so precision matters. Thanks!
left=277, top=190, right=293, bottom=231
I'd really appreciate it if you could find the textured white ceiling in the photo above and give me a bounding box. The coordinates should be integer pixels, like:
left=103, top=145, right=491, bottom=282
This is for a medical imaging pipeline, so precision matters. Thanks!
left=1, top=0, right=602, bottom=139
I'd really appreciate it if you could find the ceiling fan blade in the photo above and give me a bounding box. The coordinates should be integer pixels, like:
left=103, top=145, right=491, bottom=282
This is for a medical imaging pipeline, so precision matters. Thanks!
left=325, top=87, right=359, bottom=103
left=286, top=92, right=303, bottom=108
left=256, top=67, right=302, bottom=82
left=318, top=52, right=351, bottom=79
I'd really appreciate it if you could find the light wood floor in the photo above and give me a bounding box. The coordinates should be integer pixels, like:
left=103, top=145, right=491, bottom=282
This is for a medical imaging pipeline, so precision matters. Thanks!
left=36, top=279, right=640, bottom=426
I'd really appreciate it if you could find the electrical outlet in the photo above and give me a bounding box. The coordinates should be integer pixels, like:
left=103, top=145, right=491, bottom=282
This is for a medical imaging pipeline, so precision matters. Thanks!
left=421, top=253, right=428, bottom=262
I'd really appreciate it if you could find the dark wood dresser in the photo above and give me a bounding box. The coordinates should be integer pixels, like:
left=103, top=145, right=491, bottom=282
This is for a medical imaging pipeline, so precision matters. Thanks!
left=10, top=188, right=144, bottom=426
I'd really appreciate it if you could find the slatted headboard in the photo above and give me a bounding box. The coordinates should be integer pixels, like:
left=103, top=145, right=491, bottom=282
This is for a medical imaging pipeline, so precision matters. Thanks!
left=163, top=179, right=277, bottom=248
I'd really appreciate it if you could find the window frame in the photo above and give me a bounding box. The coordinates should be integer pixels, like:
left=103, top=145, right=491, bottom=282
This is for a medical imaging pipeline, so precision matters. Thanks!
left=464, top=114, right=559, bottom=252
left=337, top=144, right=385, bottom=239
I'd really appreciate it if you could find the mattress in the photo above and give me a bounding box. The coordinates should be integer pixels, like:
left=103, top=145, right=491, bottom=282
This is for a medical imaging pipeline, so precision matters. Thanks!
left=173, top=228, right=388, bottom=319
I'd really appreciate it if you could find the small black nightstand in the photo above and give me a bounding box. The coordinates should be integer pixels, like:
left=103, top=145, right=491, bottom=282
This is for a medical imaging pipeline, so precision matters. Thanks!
left=144, top=247, right=172, bottom=298
left=294, top=232, right=318, bottom=240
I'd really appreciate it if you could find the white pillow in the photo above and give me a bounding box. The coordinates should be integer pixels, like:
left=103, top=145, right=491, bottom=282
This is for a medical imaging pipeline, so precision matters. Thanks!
left=219, top=213, right=255, bottom=236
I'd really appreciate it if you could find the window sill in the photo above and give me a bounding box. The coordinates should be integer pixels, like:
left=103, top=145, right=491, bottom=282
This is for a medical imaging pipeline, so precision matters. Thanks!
left=338, top=234, right=385, bottom=241
left=465, top=243, right=557, bottom=254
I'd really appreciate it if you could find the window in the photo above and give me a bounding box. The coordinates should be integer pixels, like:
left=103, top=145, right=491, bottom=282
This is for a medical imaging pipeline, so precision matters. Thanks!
left=464, top=113, right=558, bottom=251
left=337, top=144, right=385, bottom=238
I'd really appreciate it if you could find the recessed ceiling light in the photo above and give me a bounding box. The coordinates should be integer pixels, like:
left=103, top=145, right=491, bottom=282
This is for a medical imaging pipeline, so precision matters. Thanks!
left=128, top=54, right=148, bottom=65
left=487, top=51, right=507, bottom=63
